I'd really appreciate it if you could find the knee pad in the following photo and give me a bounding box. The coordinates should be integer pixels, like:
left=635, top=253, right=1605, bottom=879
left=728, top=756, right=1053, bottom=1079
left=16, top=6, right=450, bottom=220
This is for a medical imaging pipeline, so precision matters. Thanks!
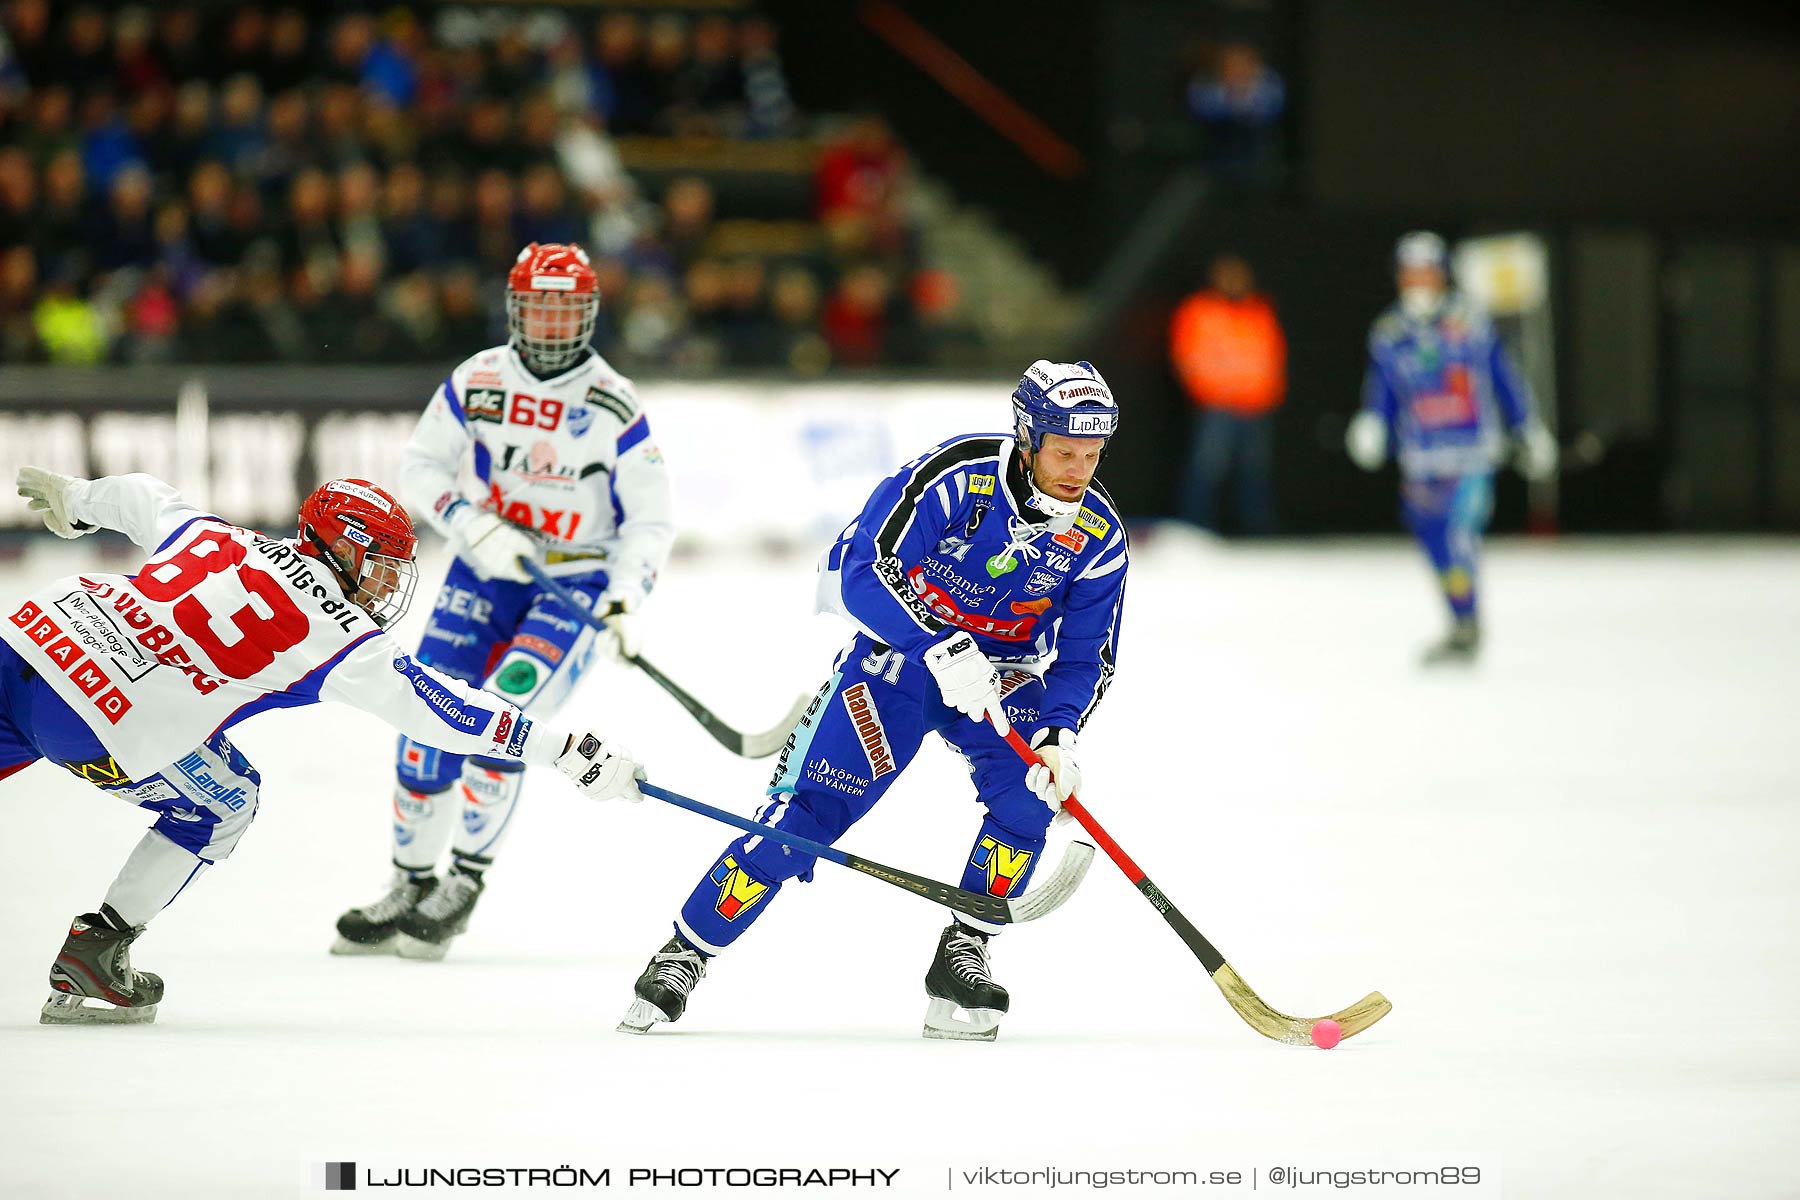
left=396, top=735, right=463, bottom=795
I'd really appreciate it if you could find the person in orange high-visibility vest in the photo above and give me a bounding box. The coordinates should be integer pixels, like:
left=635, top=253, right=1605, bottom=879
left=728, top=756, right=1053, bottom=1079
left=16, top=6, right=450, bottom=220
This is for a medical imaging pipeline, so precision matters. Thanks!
left=1169, top=254, right=1287, bottom=533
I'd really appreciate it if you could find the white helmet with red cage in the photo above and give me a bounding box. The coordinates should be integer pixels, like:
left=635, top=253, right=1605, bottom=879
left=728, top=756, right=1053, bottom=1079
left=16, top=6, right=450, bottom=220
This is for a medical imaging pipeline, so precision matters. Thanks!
left=297, top=478, right=419, bottom=628
left=507, top=242, right=600, bottom=373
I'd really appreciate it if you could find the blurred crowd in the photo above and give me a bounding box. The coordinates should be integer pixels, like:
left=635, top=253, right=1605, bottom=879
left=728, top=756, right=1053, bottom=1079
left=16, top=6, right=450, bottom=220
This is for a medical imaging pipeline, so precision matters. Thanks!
left=0, top=2, right=950, bottom=371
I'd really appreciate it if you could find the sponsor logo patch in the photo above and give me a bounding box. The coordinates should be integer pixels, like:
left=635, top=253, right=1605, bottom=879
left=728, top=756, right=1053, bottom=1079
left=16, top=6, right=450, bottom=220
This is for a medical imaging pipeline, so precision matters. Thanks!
left=496, top=660, right=540, bottom=696
left=1052, top=527, right=1087, bottom=553
left=711, top=853, right=769, bottom=920
left=1024, top=569, right=1060, bottom=595
left=1066, top=410, right=1116, bottom=436
left=970, top=835, right=1034, bottom=898
left=841, top=682, right=896, bottom=777
left=512, top=633, right=563, bottom=664
left=565, top=405, right=594, bottom=438
left=325, top=480, right=392, bottom=512
left=59, top=754, right=129, bottom=787
left=466, top=387, right=505, bottom=424
left=1075, top=508, right=1110, bottom=538
left=969, top=474, right=995, bottom=496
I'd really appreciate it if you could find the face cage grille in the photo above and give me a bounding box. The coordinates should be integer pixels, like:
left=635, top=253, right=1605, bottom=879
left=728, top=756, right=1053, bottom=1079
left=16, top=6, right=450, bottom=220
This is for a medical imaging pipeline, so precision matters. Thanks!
left=356, top=554, right=419, bottom=628
left=508, top=290, right=598, bottom=371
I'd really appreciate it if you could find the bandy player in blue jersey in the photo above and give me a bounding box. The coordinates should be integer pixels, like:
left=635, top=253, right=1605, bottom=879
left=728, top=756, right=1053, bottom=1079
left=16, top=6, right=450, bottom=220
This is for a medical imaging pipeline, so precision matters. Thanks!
left=616, top=361, right=1128, bottom=1041
left=1346, top=232, right=1557, bottom=663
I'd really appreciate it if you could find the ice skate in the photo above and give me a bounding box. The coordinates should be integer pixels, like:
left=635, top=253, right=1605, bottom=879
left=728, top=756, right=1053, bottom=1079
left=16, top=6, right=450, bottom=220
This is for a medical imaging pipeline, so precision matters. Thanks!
left=394, top=868, right=483, bottom=960
left=617, top=935, right=708, bottom=1033
left=1422, top=618, right=1480, bottom=666
left=922, top=922, right=1008, bottom=1041
left=333, top=871, right=438, bottom=955
left=40, top=911, right=164, bottom=1025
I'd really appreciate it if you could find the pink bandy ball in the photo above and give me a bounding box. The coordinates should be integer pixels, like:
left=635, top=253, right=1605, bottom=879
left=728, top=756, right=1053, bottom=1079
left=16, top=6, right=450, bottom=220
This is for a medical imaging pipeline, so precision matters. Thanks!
left=1310, top=1019, right=1343, bottom=1049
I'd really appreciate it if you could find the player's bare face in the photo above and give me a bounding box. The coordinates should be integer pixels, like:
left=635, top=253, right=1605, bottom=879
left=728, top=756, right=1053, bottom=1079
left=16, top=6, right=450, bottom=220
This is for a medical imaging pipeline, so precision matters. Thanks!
left=1032, top=433, right=1104, bottom=502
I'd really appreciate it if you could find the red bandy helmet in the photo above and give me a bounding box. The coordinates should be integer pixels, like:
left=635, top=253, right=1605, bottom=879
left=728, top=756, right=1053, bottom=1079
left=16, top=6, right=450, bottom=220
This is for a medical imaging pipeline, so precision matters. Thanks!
left=297, top=478, right=419, bottom=628
left=507, top=241, right=599, bottom=373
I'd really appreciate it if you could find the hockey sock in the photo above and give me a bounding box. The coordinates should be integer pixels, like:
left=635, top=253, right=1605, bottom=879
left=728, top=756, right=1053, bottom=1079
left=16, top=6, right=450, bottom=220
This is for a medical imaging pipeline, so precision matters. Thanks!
left=675, top=844, right=783, bottom=955
left=102, top=829, right=209, bottom=927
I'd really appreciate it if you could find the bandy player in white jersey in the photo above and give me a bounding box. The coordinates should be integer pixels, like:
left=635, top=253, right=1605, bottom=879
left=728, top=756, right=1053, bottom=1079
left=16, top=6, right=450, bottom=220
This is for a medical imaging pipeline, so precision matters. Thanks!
left=332, top=241, right=675, bottom=961
left=1, top=468, right=647, bottom=1024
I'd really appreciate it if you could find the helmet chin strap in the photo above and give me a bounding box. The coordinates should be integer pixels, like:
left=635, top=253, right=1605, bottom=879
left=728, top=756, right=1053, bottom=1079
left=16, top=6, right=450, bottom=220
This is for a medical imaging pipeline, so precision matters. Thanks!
left=1016, top=445, right=1083, bottom=527
left=303, top=526, right=374, bottom=616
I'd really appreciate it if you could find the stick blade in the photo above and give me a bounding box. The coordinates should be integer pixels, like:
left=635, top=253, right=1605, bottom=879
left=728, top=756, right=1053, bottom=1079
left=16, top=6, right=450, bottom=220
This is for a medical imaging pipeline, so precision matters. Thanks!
left=1006, top=840, right=1095, bottom=922
left=734, top=693, right=813, bottom=759
left=1211, top=962, right=1392, bottom=1046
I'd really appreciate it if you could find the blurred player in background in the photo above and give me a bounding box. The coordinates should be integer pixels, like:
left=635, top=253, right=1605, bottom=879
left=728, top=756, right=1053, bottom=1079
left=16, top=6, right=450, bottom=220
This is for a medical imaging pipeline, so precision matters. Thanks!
left=2, top=468, right=645, bottom=1025
left=1346, top=231, right=1557, bottom=663
left=333, top=242, right=674, bottom=961
left=616, top=360, right=1127, bottom=1041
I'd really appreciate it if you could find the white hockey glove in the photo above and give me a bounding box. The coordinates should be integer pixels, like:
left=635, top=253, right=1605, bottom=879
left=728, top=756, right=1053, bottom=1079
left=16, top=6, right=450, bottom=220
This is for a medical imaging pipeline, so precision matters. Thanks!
left=923, top=630, right=1010, bottom=734
left=450, top=508, right=534, bottom=583
left=16, top=467, right=95, bottom=539
left=590, top=575, right=648, bottom=662
left=1025, top=728, right=1080, bottom=826
left=1516, top=420, right=1559, bottom=481
left=554, top=732, right=645, bottom=803
left=1345, top=411, right=1387, bottom=472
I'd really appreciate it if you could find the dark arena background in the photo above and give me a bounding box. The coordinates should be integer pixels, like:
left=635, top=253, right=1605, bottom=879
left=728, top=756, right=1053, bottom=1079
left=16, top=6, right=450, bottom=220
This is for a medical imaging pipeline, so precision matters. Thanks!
left=2, top=2, right=1796, bottom=1197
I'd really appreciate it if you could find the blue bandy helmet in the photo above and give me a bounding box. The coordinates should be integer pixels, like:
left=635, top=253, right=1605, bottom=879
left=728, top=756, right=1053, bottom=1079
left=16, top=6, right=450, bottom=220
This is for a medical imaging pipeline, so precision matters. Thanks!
left=1012, top=359, right=1119, bottom=453
left=1010, top=359, right=1118, bottom=519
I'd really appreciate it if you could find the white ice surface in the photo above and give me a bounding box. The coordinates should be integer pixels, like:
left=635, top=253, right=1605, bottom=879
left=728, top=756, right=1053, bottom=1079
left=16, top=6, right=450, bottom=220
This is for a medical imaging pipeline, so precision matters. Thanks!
left=1, top=532, right=1797, bottom=1198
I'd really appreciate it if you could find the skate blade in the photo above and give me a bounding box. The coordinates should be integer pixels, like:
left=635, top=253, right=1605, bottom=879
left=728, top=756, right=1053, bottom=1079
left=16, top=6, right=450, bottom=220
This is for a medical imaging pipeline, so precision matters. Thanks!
left=331, top=935, right=400, bottom=956
left=394, top=934, right=452, bottom=961
left=40, top=992, right=158, bottom=1025
left=616, top=998, right=674, bottom=1034
left=922, top=997, right=1001, bottom=1041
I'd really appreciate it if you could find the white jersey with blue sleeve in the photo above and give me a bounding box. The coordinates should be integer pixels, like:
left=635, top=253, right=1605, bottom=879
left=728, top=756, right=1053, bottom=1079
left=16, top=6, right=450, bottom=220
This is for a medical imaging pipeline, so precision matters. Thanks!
left=400, top=345, right=676, bottom=593
left=0, top=474, right=571, bottom=780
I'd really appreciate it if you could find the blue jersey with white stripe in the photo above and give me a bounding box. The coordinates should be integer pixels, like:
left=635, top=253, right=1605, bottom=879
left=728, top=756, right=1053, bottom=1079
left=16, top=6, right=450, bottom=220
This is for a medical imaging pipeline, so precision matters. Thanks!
left=1362, top=295, right=1532, bottom=478
left=817, top=434, right=1127, bottom=732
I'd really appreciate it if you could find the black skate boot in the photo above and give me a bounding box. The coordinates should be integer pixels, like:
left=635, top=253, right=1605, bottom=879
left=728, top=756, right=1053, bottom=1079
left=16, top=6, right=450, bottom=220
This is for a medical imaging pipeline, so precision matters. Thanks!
left=333, top=871, right=439, bottom=955
left=1423, top=618, right=1481, bottom=666
left=41, top=908, right=164, bottom=1025
left=923, top=922, right=1009, bottom=1041
left=394, top=867, right=483, bottom=961
left=617, top=934, right=708, bottom=1034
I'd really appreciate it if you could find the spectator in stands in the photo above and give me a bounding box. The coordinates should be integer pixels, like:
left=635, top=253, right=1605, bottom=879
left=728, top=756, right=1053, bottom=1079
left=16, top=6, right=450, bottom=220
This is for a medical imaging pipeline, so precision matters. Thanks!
left=185, top=161, right=238, bottom=267
left=363, top=11, right=423, bottom=109
left=592, top=12, right=655, bottom=136
left=381, top=163, right=441, bottom=276
left=673, top=15, right=743, bottom=137
left=38, top=149, right=93, bottom=283
left=58, top=5, right=113, bottom=94
left=33, top=264, right=107, bottom=363
left=334, top=161, right=383, bottom=259
left=485, top=23, right=539, bottom=101
left=154, top=7, right=208, bottom=87
left=821, top=263, right=894, bottom=368
left=111, top=8, right=168, bottom=97
left=620, top=272, right=684, bottom=364
left=766, top=265, right=828, bottom=374
left=642, top=15, right=690, bottom=135
left=161, top=80, right=212, bottom=184
left=94, top=163, right=157, bottom=272
left=262, top=8, right=313, bottom=96
left=21, top=84, right=76, bottom=164
left=314, top=82, right=368, bottom=168
left=251, top=88, right=309, bottom=199
left=274, top=166, right=335, bottom=270
left=715, top=257, right=776, bottom=366
left=659, top=175, right=715, bottom=270
left=427, top=170, right=474, bottom=266
left=3, top=0, right=53, bottom=89
left=324, top=13, right=375, bottom=88
left=515, top=161, right=581, bottom=248
left=738, top=16, right=798, bottom=140
left=470, top=167, right=517, bottom=271
left=0, top=243, right=41, bottom=360
left=436, top=263, right=492, bottom=350
left=1186, top=42, right=1285, bottom=189
left=217, top=6, right=269, bottom=85
left=557, top=110, right=643, bottom=255
left=1169, top=253, right=1287, bottom=534
left=206, top=75, right=268, bottom=176
left=78, top=89, right=142, bottom=196
left=120, top=265, right=180, bottom=363
left=151, top=198, right=204, bottom=298
left=0, top=146, right=36, bottom=251
left=124, top=86, right=175, bottom=184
